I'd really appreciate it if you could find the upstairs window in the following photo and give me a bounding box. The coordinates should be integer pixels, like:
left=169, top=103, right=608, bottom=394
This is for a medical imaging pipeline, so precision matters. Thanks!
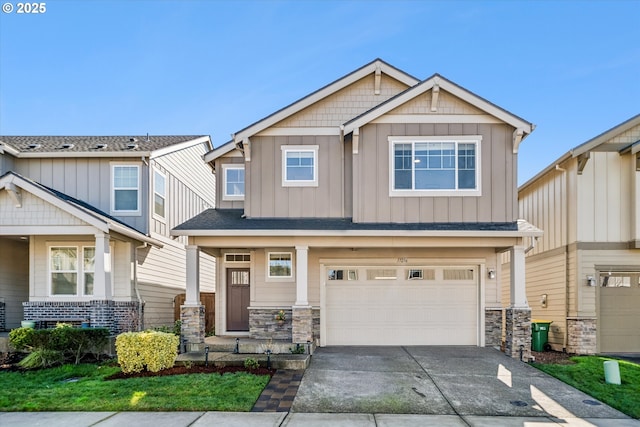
left=112, top=164, right=140, bottom=215
left=222, top=164, right=245, bottom=201
left=390, top=136, right=481, bottom=197
left=153, top=170, right=166, bottom=219
left=281, top=145, right=318, bottom=187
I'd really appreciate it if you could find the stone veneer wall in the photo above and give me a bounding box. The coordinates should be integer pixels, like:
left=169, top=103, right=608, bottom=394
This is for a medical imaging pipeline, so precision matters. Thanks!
left=292, top=307, right=312, bottom=343
left=249, top=308, right=292, bottom=340
left=504, top=307, right=531, bottom=361
left=312, top=308, right=320, bottom=342
left=181, top=305, right=205, bottom=350
left=22, top=300, right=142, bottom=334
left=485, top=308, right=503, bottom=348
left=566, top=317, right=597, bottom=354
left=0, top=301, right=5, bottom=331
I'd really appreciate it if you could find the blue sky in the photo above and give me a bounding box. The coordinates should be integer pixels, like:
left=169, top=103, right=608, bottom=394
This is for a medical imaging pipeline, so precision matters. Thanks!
left=1, top=0, right=638, bottom=184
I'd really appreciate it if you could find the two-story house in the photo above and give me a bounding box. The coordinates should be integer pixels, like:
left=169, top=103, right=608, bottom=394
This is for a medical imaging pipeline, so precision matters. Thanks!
left=0, top=135, right=216, bottom=333
left=514, top=114, right=640, bottom=354
left=173, top=59, right=542, bottom=358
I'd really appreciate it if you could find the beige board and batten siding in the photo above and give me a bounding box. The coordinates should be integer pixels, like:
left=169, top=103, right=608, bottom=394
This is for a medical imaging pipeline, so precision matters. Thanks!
left=0, top=238, right=29, bottom=328
left=245, top=135, right=344, bottom=218
left=354, top=122, right=516, bottom=223
left=14, top=157, right=149, bottom=233
left=216, top=156, right=245, bottom=210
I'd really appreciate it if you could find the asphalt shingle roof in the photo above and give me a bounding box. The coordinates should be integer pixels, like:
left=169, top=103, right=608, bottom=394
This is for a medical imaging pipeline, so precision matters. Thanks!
left=173, top=209, right=519, bottom=232
left=0, top=135, right=207, bottom=153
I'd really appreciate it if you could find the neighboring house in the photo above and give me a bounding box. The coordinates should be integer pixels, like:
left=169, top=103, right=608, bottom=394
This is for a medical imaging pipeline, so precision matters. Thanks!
left=173, top=59, right=542, bottom=358
left=511, top=114, right=640, bottom=354
left=0, top=135, right=216, bottom=333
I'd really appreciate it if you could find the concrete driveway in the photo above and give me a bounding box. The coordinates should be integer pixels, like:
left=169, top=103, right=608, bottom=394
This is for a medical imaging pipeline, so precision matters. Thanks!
left=291, top=346, right=631, bottom=420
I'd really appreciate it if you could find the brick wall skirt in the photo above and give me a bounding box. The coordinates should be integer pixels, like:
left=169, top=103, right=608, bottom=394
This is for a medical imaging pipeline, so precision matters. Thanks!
left=485, top=308, right=503, bottom=348
left=505, top=307, right=532, bottom=360
left=567, top=317, right=597, bottom=355
left=22, top=300, right=142, bottom=334
left=0, top=301, right=5, bottom=331
left=249, top=308, right=292, bottom=340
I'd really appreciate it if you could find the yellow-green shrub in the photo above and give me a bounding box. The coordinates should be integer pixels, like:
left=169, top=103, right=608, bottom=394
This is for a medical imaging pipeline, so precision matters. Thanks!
left=115, top=331, right=179, bottom=373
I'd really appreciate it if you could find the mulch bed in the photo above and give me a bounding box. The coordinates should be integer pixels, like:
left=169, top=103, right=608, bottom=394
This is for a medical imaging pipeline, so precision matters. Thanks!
left=531, top=350, right=576, bottom=365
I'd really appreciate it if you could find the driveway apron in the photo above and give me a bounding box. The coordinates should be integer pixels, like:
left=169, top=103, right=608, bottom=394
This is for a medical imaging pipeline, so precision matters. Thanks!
left=291, top=346, right=629, bottom=419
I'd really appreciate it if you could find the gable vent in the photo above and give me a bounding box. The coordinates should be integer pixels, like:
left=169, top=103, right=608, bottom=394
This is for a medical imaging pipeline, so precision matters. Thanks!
left=58, top=143, right=74, bottom=150
left=27, top=143, right=41, bottom=149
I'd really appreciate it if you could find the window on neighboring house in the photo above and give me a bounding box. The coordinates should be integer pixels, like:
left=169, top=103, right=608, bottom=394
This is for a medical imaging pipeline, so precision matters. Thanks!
left=112, top=164, right=140, bottom=214
left=50, top=246, right=95, bottom=296
left=281, top=145, right=319, bottom=187
left=390, top=137, right=481, bottom=196
left=268, top=252, right=292, bottom=278
left=154, top=170, right=166, bottom=219
left=222, top=165, right=245, bottom=200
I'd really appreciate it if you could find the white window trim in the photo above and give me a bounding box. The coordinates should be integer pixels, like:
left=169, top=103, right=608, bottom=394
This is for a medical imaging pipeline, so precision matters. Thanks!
left=267, top=251, right=294, bottom=280
left=48, top=244, right=102, bottom=298
left=224, top=252, right=251, bottom=263
left=388, top=135, right=482, bottom=197
left=111, top=163, right=142, bottom=216
left=153, top=169, right=167, bottom=222
left=222, top=164, right=245, bottom=201
left=281, top=145, right=319, bottom=187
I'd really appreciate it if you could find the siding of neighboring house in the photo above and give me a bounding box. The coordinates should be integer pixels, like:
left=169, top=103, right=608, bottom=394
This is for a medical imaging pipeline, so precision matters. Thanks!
left=14, top=157, right=149, bottom=233
left=0, top=238, right=29, bottom=329
left=354, top=122, right=517, bottom=223
left=137, top=281, right=184, bottom=329
left=0, top=152, right=15, bottom=175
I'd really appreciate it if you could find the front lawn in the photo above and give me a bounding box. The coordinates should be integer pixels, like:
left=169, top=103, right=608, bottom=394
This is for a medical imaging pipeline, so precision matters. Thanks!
left=0, top=363, right=270, bottom=411
left=532, top=356, right=640, bottom=419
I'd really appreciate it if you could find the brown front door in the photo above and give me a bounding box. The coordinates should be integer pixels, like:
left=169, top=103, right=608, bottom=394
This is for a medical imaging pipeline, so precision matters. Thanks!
left=227, top=268, right=250, bottom=331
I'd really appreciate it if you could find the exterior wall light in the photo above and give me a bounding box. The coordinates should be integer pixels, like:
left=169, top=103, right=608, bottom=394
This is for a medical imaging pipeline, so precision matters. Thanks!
left=488, top=269, right=496, bottom=279
left=586, top=275, right=596, bottom=287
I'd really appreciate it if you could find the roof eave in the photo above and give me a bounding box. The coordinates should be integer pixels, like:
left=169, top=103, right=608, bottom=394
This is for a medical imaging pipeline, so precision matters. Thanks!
left=171, top=228, right=542, bottom=238
left=203, top=140, right=237, bottom=163
left=571, top=113, right=640, bottom=158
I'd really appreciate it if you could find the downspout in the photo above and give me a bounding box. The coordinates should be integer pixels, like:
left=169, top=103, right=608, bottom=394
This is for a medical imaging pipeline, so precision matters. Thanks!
left=555, top=164, right=570, bottom=351
left=524, top=236, right=538, bottom=254
left=134, top=243, right=147, bottom=331
left=340, top=125, right=345, bottom=218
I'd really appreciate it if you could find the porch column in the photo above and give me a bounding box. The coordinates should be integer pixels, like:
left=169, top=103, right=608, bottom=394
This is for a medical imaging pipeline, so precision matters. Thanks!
left=93, top=233, right=112, bottom=299
left=292, top=245, right=312, bottom=343
left=505, top=245, right=531, bottom=360
left=181, top=245, right=204, bottom=350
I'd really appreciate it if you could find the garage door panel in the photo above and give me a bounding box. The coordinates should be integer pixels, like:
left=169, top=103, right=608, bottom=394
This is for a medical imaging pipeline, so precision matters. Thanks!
left=325, top=266, right=478, bottom=346
left=600, top=285, right=640, bottom=353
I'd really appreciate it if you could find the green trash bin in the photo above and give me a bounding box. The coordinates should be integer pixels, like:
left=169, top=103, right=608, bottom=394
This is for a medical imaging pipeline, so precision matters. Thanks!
left=531, top=319, right=553, bottom=352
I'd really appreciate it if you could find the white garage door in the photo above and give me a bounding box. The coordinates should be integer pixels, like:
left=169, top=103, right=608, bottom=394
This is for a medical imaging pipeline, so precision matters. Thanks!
left=599, top=271, right=640, bottom=353
left=325, top=266, right=478, bottom=346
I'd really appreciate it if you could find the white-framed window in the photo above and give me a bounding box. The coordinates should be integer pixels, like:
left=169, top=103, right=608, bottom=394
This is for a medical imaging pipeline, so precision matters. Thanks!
left=225, top=253, right=251, bottom=263
left=281, top=145, right=319, bottom=187
left=50, top=246, right=95, bottom=296
left=111, top=164, right=141, bottom=215
left=600, top=271, right=640, bottom=288
left=268, top=252, right=293, bottom=278
left=389, top=136, right=481, bottom=197
left=153, top=169, right=166, bottom=220
left=328, top=269, right=358, bottom=281
left=222, top=164, right=245, bottom=201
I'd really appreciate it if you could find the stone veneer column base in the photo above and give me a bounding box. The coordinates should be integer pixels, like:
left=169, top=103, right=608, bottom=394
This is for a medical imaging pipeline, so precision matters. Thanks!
left=505, top=307, right=531, bottom=360
left=0, top=301, right=5, bottom=331
left=180, top=305, right=205, bottom=351
left=292, top=306, right=313, bottom=344
left=485, top=308, right=503, bottom=348
left=566, top=317, right=597, bottom=355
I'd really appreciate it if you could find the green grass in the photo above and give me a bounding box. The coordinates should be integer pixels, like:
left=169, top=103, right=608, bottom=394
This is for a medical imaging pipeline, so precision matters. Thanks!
left=0, top=363, right=270, bottom=411
left=532, top=356, right=640, bottom=419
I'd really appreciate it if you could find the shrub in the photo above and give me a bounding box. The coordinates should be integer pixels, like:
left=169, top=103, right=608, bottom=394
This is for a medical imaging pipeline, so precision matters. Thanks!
left=8, top=327, right=36, bottom=351
left=244, top=357, right=259, bottom=370
left=18, top=349, right=64, bottom=369
left=152, top=320, right=181, bottom=336
left=115, top=331, right=180, bottom=373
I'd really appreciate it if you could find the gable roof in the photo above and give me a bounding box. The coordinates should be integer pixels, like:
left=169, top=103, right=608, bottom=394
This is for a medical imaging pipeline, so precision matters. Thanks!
left=203, top=58, right=419, bottom=163
left=520, top=113, right=640, bottom=191
left=343, top=73, right=534, bottom=138
left=0, top=171, right=163, bottom=247
left=0, top=135, right=211, bottom=158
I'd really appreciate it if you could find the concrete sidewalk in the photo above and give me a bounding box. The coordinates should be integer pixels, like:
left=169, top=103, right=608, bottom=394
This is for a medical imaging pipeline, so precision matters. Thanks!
left=1, top=411, right=639, bottom=426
